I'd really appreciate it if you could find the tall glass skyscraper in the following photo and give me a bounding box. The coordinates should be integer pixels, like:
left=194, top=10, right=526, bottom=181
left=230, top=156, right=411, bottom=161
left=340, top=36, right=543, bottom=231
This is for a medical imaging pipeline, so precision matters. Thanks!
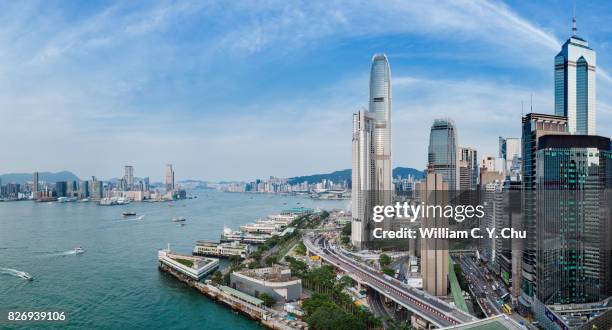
left=554, top=17, right=596, bottom=135
left=351, top=54, right=392, bottom=249
left=369, top=54, right=392, bottom=194
left=428, top=119, right=460, bottom=191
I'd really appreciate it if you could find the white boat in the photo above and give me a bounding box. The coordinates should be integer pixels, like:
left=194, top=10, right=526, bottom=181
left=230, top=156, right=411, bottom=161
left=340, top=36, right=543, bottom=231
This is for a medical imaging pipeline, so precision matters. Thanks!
left=172, top=217, right=186, bottom=222
left=18, top=271, right=33, bottom=281
left=74, top=247, right=85, bottom=254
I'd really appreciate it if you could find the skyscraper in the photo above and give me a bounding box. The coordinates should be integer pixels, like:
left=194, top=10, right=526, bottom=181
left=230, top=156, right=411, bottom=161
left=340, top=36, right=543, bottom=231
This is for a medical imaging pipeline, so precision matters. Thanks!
left=419, top=168, right=449, bottom=296
left=351, top=111, right=375, bottom=249
left=369, top=54, right=392, bottom=194
left=124, top=165, right=134, bottom=191
left=32, top=172, right=39, bottom=199
left=165, top=164, right=175, bottom=192
left=554, top=17, right=596, bottom=135
left=519, top=113, right=569, bottom=315
left=427, top=119, right=460, bottom=191
left=459, top=147, right=478, bottom=191
left=499, top=137, right=521, bottom=179
left=351, top=54, right=393, bottom=249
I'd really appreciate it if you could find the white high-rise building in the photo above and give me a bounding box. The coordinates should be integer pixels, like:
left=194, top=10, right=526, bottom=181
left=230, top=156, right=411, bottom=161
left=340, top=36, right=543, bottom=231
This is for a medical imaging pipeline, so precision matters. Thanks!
left=351, top=54, right=392, bottom=249
left=165, top=164, right=175, bottom=192
left=554, top=17, right=596, bottom=135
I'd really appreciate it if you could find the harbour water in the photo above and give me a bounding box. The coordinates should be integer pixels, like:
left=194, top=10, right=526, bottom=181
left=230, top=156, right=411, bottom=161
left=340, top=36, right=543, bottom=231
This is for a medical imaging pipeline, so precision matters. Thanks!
left=0, top=189, right=349, bottom=329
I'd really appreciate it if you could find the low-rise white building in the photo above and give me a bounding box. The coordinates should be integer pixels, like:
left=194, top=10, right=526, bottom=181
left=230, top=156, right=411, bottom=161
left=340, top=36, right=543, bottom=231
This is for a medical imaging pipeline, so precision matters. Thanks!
left=158, top=249, right=219, bottom=281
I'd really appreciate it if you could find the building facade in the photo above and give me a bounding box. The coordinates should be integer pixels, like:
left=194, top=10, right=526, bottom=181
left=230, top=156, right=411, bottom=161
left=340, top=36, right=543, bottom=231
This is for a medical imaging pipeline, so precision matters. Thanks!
left=428, top=119, right=460, bottom=191
left=554, top=17, right=596, bottom=135
left=351, top=54, right=393, bottom=249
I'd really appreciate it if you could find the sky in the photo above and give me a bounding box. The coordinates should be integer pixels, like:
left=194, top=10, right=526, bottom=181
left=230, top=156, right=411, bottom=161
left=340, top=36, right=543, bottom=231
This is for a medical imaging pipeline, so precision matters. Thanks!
left=1, top=0, right=612, bottom=182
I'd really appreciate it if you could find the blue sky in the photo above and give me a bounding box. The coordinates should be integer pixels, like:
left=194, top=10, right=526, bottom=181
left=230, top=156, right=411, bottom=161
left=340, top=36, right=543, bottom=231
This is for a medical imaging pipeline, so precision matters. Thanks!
left=2, top=0, right=612, bottom=181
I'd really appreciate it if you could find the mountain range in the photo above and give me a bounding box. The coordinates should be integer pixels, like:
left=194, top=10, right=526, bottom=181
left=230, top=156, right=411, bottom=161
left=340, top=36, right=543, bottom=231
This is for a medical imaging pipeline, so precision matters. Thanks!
left=287, top=167, right=424, bottom=185
left=0, top=171, right=80, bottom=185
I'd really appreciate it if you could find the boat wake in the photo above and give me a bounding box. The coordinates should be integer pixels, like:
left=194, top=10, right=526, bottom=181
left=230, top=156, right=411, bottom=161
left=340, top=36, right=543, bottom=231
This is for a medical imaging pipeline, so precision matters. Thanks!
left=0, top=267, right=33, bottom=280
left=41, top=249, right=83, bottom=257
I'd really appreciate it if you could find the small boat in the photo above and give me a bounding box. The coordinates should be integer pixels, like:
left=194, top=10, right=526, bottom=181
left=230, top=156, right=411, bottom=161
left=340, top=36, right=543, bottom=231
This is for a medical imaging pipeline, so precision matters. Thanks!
left=172, top=217, right=186, bottom=222
left=18, top=272, right=33, bottom=281
left=122, top=211, right=137, bottom=216
left=74, top=247, right=85, bottom=254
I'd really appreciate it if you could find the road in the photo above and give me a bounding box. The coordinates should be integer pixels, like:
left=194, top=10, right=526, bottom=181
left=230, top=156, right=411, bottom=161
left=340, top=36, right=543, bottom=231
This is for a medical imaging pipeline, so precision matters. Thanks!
left=455, top=254, right=535, bottom=329
left=305, top=235, right=477, bottom=328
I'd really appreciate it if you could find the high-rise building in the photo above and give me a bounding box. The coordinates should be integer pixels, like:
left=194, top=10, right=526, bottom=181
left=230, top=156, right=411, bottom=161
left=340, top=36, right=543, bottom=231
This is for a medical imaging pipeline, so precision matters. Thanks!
left=459, top=147, right=478, bottom=190
left=165, top=164, right=175, bottom=192
left=554, top=17, right=596, bottom=135
left=351, top=110, right=375, bottom=249
left=519, top=113, right=568, bottom=315
left=143, top=177, right=150, bottom=192
left=351, top=54, right=393, bottom=249
left=369, top=54, right=392, bottom=194
left=79, top=181, right=90, bottom=199
left=32, top=172, right=40, bottom=199
left=499, top=137, right=521, bottom=179
left=90, top=177, right=103, bottom=200
left=531, top=135, right=612, bottom=325
left=419, top=168, right=449, bottom=296
left=427, top=119, right=460, bottom=191
left=124, top=166, right=134, bottom=191
left=55, top=181, right=67, bottom=197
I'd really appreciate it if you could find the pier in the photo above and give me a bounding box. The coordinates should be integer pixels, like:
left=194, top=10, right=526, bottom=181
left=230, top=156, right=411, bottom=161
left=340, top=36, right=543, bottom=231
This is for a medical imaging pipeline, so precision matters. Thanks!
left=158, top=263, right=306, bottom=330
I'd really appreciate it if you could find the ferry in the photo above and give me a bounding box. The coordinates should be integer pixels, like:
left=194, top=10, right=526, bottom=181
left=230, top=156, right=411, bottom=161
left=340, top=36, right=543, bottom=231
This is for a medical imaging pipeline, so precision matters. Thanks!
left=18, top=271, right=33, bottom=281
left=74, top=247, right=85, bottom=254
left=172, top=217, right=186, bottom=222
left=122, top=211, right=137, bottom=216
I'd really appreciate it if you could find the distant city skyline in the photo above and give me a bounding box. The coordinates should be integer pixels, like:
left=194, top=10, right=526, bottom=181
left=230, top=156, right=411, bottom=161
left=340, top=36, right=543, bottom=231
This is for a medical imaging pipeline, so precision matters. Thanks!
left=2, top=1, right=612, bottom=181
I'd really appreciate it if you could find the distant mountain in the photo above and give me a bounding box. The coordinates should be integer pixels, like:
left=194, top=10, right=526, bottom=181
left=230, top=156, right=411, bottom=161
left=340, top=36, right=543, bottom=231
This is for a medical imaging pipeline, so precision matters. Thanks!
left=287, top=167, right=424, bottom=185
left=0, top=171, right=80, bottom=185
left=392, top=167, right=425, bottom=180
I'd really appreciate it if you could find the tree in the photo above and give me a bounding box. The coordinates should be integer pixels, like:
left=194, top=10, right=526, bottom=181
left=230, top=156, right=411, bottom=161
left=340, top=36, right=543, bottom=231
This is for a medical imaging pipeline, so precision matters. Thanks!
left=338, top=275, right=356, bottom=289
left=306, top=305, right=366, bottom=330
left=379, top=253, right=392, bottom=268
left=265, top=254, right=278, bottom=266
left=259, top=292, right=276, bottom=307
left=295, top=241, right=307, bottom=256
left=229, top=255, right=241, bottom=267
left=211, top=270, right=223, bottom=285
left=341, top=222, right=351, bottom=236
left=382, top=267, right=395, bottom=277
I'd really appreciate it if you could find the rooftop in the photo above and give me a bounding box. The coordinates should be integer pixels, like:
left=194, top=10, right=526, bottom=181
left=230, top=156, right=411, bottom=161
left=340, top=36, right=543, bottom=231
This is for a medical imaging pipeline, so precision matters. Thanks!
left=219, top=285, right=264, bottom=306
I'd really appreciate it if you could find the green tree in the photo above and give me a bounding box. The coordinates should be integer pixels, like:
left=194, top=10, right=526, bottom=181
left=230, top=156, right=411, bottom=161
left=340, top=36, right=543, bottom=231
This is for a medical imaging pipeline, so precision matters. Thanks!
left=259, top=292, right=276, bottom=307
left=306, top=306, right=366, bottom=330
left=229, top=255, right=241, bottom=267
left=295, top=241, right=307, bottom=256
left=379, top=253, right=392, bottom=267
left=341, top=222, right=351, bottom=236
left=211, top=270, right=223, bottom=285
left=382, top=267, right=395, bottom=277
left=265, top=254, right=278, bottom=266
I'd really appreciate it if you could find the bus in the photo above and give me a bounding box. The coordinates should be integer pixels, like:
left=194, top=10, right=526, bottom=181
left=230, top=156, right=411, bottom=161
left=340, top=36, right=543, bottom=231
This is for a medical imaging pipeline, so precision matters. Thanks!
left=502, top=304, right=512, bottom=315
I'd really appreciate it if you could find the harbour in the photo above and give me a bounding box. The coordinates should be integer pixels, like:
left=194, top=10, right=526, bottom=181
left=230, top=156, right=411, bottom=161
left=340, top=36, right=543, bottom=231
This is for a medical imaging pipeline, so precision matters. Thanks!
left=0, top=189, right=347, bottom=329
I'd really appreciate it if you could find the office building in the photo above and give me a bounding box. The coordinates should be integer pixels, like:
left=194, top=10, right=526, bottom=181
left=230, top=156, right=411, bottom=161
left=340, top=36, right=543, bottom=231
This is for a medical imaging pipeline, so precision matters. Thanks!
left=165, top=164, right=175, bottom=192
left=459, top=147, right=478, bottom=190
left=554, top=17, right=596, bottom=135
left=124, top=166, right=134, bottom=191
left=418, top=168, right=449, bottom=296
left=499, top=137, right=521, bottom=179
left=428, top=119, right=460, bottom=191
left=55, top=181, right=67, bottom=197
left=351, top=54, right=393, bottom=249
left=530, top=135, right=612, bottom=328
left=79, top=180, right=89, bottom=199
left=32, top=172, right=39, bottom=199
left=519, top=113, right=569, bottom=315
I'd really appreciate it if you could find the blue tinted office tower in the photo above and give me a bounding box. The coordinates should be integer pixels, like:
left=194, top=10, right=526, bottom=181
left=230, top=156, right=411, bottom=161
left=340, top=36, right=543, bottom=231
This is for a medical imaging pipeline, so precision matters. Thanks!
left=554, top=17, right=596, bottom=135
left=428, top=119, right=460, bottom=191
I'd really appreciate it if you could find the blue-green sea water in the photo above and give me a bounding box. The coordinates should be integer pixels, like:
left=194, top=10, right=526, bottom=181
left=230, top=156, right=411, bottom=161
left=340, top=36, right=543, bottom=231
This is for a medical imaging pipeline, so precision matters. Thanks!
left=0, top=189, right=348, bottom=329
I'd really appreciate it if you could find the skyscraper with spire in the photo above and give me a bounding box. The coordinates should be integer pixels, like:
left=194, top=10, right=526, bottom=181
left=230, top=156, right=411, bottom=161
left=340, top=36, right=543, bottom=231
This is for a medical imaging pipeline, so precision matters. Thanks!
left=351, top=54, right=393, bottom=249
left=554, top=16, right=596, bottom=135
